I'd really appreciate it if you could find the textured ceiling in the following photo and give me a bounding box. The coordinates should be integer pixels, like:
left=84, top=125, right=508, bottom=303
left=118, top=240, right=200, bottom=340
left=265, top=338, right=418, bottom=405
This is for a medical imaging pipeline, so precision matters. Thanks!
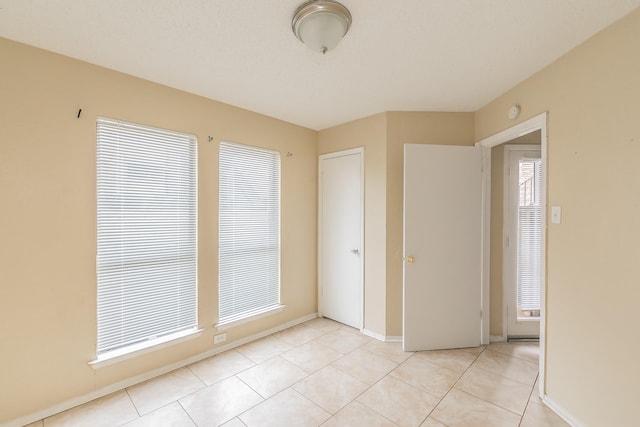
left=1, top=0, right=639, bottom=130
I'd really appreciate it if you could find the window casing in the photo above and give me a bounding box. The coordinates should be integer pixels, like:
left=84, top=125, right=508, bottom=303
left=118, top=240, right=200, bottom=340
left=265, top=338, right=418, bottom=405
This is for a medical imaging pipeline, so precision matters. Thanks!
left=218, top=141, right=281, bottom=325
left=96, top=117, right=198, bottom=355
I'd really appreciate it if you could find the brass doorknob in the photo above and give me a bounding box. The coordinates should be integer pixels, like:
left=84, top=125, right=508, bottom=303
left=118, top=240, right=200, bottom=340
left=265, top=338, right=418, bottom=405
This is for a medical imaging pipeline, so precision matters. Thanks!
left=407, top=256, right=415, bottom=263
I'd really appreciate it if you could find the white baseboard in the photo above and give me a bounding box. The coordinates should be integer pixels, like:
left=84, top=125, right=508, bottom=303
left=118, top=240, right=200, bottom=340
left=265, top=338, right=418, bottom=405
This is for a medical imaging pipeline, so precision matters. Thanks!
left=490, top=335, right=507, bottom=342
left=541, top=395, right=584, bottom=427
left=3, top=312, right=318, bottom=427
left=361, top=328, right=385, bottom=341
left=360, top=329, right=402, bottom=343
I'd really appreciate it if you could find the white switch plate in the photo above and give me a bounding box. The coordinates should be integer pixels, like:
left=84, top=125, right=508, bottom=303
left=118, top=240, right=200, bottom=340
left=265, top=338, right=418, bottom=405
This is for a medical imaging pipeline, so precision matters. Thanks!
left=213, top=333, right=227, bottom=344
left=551, top=206, right=562, bottom=224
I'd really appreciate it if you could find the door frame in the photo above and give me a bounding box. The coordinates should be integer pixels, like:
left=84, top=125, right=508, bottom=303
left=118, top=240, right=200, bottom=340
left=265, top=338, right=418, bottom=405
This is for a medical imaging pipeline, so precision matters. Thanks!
left=503, top=145, right=542, bottom=339
left=317, top=147, right=365, bottom=329
left=477, top=112, right=548, bottom=395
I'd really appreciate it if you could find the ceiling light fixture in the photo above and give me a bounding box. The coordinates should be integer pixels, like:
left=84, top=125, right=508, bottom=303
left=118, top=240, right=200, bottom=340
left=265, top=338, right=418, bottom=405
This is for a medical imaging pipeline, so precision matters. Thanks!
left=292, top=0, right=352, bottom=54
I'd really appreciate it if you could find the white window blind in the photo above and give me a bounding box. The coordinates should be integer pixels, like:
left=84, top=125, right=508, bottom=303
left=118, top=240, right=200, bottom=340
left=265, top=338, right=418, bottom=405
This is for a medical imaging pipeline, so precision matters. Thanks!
left=517, top=159, right=542, bottom=313
left=96, top=117, right=198, bottom=355
left=219, top=142, right=281, bottom=324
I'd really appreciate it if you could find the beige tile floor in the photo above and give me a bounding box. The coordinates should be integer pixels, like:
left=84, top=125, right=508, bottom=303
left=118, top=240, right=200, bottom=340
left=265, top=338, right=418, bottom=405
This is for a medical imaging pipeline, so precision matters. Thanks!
left=28, top=318, right=570, bottom=427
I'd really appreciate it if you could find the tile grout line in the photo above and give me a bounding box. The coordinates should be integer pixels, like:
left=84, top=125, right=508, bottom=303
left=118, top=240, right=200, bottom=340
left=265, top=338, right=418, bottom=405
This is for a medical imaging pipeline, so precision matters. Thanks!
left=471, top=348, right=539, bottom=386
left=219, top=372, right=267, bottom=425
left=229, top=325, right=342, bottom=427
left=467, top=363, right=536, bottom=388
left=123, top=388, right=141, bottom=419
left=176, top=399, right=199, bottom=427
left=422, top=346, right=486, bottom=426
left=285, top=387, right=333, bottom=423
left=210, top=321, right=353, bottom=423
left=434, top=345, right=541, bottom=425
left=267, top=331, right=398, bottom=426
left=329, top=360, right=404, bottom=427
left=486, top=342, right=540, bottom=364
left=351, top=350, right=442, bottom=426
left=518, top=372, right=540, bottom=427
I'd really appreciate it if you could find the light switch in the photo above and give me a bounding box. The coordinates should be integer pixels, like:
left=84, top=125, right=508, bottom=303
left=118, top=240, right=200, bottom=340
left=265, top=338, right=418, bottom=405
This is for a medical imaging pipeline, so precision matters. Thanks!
left=551, top=206, right=562, bottom=224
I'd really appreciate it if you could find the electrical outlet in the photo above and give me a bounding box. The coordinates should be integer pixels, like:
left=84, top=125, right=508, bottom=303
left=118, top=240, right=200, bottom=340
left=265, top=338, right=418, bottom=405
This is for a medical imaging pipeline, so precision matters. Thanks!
left=213, top=333, right=227, bottom=344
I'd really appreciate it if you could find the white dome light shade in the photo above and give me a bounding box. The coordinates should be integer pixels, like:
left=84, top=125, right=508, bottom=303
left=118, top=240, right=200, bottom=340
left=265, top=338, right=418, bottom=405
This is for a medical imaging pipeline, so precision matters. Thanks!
left=292, top=1, right=352, bottom=54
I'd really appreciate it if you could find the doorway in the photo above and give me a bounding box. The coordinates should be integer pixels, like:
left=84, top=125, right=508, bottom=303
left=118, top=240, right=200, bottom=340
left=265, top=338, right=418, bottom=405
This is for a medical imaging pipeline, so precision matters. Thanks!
left=478, top=112, right=548, bottom=395
left=318, top=148, right=364, bottom=329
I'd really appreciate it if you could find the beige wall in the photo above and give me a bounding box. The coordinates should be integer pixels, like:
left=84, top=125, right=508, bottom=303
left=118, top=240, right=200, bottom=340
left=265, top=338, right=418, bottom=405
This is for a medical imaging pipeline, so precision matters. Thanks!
left=317, top=114, right=388, bottom=336
left=476, top=8, right=640, bottom=426
left=490, top=131, right=541, bottom=337
left=385, top=112, right=475, bottom=336
left=0, top=38, right=318, bottom=424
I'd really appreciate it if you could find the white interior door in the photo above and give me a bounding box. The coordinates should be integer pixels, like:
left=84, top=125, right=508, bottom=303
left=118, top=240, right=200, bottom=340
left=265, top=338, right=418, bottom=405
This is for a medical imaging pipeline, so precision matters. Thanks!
left=319, top=148, right=363, bottom=329
left=505, top=147, right=542, bottom=338
left=403, top=144, right=482, bottom=351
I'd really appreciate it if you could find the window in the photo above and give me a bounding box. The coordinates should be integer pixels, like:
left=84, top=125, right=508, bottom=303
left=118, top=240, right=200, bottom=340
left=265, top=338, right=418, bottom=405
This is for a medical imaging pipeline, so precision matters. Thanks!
left=218, top=142, right=281, bottom=325
left=517, top=158, right=542, bottom=318
left=96, top=117, right=198, bottom=356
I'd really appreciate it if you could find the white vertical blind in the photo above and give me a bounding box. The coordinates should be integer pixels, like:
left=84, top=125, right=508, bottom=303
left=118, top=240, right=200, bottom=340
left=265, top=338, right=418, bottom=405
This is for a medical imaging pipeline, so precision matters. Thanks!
left=218, top=142, right=280, bottom=324
left=96, top=117, right=198, bottom=355
left=517, top=159, right=542, bottom=312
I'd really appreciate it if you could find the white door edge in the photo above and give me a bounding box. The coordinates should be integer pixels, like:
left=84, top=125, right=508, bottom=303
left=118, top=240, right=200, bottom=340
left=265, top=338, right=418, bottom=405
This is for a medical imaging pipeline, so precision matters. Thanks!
left=476, top=111, right=548, bottom=402
left=318, top=147, right=365, bottom=330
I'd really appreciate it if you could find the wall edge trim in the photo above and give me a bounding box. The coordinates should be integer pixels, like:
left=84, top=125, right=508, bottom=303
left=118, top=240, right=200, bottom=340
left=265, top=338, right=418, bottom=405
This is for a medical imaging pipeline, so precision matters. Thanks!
left=542, top=394, right=584, bottom=427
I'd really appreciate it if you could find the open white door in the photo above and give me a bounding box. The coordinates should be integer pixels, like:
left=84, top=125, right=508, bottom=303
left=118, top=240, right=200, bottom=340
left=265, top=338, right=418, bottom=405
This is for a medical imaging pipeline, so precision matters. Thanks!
left=403, top=144, right=482, bottom=351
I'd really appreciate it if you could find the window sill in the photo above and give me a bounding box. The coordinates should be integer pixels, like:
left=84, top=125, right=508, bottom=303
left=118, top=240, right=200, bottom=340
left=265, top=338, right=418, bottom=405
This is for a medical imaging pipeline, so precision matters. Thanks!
left=89, top=328, right=203, bottom=369
left=215, top=304, right=286, bottom=330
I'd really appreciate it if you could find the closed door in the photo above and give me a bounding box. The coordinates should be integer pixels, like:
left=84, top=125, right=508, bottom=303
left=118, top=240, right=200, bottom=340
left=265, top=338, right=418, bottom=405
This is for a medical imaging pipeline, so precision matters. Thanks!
left=403, top=144, right=482, bottom=351
left=505, top=148, right=542, bottom=338
left=318, top=148, right=363, bottom=329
